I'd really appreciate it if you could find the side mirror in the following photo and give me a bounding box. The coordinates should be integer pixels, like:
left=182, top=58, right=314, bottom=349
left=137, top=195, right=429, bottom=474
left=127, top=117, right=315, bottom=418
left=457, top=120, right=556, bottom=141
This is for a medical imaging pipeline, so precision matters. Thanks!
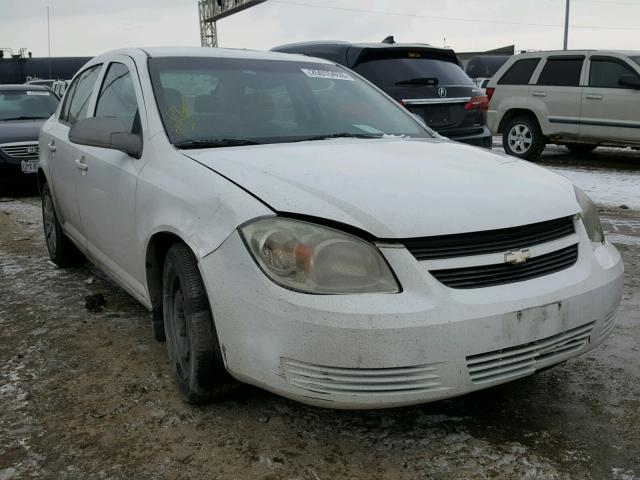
left=618, top=74, right=640, bottom=89
left=69, top=117, right=143, bottom=159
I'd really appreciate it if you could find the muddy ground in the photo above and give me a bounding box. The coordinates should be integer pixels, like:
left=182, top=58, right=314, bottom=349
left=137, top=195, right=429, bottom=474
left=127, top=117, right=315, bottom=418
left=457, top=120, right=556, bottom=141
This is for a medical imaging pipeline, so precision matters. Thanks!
left=1, top=149, right=639, bottom=479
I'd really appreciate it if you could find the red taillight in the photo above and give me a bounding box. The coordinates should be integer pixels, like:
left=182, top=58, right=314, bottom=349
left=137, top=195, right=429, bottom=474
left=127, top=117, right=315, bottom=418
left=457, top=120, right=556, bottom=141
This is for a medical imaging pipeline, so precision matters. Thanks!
left=485, top=87, right=495, bottom=102
left=464, top=95, right=489, bottom=111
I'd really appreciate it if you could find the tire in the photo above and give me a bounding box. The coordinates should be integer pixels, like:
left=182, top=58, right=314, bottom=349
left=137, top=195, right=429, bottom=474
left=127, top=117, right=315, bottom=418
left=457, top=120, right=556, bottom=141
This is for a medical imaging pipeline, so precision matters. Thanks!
left=41, top=183, right=84, bottom=268
left=564, top=143, right=597, bottom=154
left=162, top=243, right=234, bottom=404
left=502, top=116, right=546, bottom=161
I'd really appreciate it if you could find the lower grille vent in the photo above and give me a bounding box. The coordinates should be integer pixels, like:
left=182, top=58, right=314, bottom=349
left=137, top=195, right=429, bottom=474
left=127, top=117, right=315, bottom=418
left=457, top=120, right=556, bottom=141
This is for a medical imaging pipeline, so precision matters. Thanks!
left=466, top=321, right=595, bottom=384
left=281, top=358, right=447, bottom=395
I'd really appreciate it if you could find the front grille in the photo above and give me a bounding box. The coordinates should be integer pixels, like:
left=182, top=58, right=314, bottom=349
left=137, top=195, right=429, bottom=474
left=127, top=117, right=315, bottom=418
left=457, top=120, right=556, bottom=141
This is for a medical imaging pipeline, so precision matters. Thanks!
left=466, top=321, right=595, bottom=384
left=281, top=358, right=448, bottom=395
left=431, top=243, right=578, bottom=289
left=0, top=144, right=39, bottom=159
left=403, top=216, right=575, bottom=261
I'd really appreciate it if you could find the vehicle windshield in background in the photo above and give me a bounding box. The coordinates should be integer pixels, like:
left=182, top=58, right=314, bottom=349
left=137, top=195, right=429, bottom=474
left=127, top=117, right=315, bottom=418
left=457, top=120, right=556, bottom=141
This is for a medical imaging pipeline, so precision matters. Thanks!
left=148, top=57, right=431, bottom=147
left=0, top=90, right=59, bottom=121
left=354, top=57, right=474, bottom=88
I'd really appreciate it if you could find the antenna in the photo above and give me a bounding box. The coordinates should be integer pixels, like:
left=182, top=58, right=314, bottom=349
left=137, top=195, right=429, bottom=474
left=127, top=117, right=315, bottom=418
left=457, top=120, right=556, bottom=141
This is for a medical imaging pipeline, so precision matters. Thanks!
left=47, top=6, right=52, bottom=78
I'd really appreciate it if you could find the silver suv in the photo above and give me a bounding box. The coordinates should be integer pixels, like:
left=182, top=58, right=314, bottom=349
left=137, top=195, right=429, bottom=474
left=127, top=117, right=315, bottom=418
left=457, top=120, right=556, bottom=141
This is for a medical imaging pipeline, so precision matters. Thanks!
left=487, top=50, right=640, bottom=160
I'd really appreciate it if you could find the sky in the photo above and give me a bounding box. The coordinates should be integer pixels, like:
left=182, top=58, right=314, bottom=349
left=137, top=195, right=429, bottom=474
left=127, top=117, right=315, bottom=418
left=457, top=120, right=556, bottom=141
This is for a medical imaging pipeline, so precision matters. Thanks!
left=1, top=0, right=639, bottom=58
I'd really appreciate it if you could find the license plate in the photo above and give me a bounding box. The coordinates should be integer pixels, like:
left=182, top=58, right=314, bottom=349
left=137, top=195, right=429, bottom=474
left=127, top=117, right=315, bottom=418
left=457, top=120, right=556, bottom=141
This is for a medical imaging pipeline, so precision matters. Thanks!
left=21, top=159, right=39, bottom=174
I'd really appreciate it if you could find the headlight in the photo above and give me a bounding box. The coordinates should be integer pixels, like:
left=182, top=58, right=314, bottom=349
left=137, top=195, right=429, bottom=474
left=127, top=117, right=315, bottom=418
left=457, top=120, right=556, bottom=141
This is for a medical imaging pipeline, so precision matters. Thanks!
left=240, top=217, right=400, bottom=294
left=574, top=186, right=604, bottom=243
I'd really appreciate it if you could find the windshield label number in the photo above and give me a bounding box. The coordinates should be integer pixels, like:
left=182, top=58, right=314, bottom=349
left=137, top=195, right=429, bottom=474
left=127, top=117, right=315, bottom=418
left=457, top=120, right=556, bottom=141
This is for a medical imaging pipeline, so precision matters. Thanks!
left=301, top=69, right=354, bottom=81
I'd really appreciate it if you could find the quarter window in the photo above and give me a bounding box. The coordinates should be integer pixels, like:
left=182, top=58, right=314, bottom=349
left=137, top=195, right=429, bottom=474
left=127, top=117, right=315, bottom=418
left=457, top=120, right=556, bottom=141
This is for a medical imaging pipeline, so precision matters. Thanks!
left=589, top=58, right=640, bottom=88
left=95, top=62, right=139, bottom=131
left=498, top=58, right=540, bottom=85
left=537, top=58, right=584, bottom=87
left=63, top=65, right=102, bottom=125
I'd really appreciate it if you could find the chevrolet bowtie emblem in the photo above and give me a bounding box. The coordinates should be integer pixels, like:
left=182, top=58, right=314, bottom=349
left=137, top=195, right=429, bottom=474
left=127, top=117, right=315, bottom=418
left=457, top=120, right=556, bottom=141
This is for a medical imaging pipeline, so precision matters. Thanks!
left=505, top=249, right=531, bottom=265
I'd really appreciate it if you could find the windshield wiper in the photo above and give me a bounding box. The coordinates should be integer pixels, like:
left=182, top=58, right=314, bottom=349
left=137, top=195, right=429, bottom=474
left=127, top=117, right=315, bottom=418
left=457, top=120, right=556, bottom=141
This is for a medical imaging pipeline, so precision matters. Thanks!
left=1, top=116, right=50, bottom=121
left=395, top=77, right=439, bottom=87
left=295, top=133, right=383, bottom=142
left=175, top=138, right=262, bottom=149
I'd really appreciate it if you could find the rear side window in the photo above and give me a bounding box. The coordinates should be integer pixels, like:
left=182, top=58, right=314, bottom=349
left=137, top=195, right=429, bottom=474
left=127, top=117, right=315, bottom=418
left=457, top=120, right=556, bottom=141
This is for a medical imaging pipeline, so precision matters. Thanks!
left=95, top=62, right=139, bottom=131
left=537, top=58, right=584, bottom=87
left=589, top=57, right=640, bottom=88
left=354, top=57, right=473, bottom=87
left=498, top=58, right=540, bottom=85
left=61, top=65, right=102, bottom=125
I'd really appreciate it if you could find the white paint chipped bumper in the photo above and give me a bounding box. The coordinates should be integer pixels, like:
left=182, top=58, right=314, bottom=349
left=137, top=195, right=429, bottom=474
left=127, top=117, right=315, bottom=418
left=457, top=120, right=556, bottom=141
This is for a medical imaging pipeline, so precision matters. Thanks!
left=199, top=230, right=623, bottom=409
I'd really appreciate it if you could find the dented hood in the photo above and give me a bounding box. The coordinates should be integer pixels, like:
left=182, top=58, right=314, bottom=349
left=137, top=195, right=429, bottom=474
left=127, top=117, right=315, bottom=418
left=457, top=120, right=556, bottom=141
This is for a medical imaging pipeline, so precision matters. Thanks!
left=183, top=138, right=580, bottom=239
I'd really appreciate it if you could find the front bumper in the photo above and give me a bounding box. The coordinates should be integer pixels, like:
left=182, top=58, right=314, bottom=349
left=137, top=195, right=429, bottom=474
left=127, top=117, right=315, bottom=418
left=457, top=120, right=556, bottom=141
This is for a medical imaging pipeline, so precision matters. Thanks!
left=200, top=226, right=623, bottom=409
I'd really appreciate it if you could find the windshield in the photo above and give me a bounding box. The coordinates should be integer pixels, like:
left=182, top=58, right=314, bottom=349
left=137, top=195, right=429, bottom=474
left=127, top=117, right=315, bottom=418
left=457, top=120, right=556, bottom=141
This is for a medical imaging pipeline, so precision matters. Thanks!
left=354, top=57, right=474, bottom=87
left=0, top=90, right=59, bottom=120
left=632, top=56, right=640, bottom=67
left=148, top=57, right=431, bottom=146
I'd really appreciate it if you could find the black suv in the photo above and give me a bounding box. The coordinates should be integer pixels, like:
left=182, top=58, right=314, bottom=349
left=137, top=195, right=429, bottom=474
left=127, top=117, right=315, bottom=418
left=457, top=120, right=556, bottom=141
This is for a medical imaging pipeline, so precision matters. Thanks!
left=0, top=85, right=59, bottom=192
left=272, top=38, right=491, bottom=148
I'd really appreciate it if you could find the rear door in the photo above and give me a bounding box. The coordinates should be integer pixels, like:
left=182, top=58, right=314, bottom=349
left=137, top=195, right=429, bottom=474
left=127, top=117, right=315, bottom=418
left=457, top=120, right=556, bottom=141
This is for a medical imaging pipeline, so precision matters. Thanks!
left=580, top=54, right=640, bottom=144
left=45, top=64, right=102, bottom=243
left=74, top=57, right=148, bottom=298
left=530, top=55, right=585, bottom=138
left=352, top=52, right=482, bottom=135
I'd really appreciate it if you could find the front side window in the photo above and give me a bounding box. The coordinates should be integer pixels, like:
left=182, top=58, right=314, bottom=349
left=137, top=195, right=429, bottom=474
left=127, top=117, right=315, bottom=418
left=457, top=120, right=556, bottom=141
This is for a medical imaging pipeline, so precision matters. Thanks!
left=537, top=57, right=584, bottom=87
left=95, top=62, right=139, bottom=131
left=148, top=57, right=431, bottom=146
left=0, top=89, right=59, bottom=121
left=498, top=58, right=540, bottom=85
left=63, top=65, right=102, bottom=125
left=589, top=58, right=640, bottom=88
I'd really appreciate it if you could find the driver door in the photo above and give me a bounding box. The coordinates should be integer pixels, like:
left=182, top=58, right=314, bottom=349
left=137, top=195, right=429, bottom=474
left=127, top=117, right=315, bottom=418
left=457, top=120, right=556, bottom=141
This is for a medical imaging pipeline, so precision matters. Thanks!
left=74, top=56, right=149, bottom=299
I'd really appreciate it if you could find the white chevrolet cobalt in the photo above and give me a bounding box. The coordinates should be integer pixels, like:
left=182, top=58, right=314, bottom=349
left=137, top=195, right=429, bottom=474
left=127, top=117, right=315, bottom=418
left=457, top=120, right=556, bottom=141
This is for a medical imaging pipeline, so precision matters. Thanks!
left=38, top=48, right=623, bottom=409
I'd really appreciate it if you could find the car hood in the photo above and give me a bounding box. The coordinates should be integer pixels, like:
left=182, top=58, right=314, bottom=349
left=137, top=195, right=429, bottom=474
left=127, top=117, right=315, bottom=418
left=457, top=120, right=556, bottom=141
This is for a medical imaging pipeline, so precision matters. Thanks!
left=184, top=138, right=580, bottom=238
left=0, top=119, right=46, bottom=144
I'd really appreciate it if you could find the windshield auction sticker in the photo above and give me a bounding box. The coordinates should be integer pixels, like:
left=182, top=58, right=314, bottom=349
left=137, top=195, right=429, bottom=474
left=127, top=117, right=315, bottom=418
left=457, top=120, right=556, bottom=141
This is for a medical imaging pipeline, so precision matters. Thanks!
left=26, top=91, right=50, bottom=96
left=301, top=68, right=354, bottom=81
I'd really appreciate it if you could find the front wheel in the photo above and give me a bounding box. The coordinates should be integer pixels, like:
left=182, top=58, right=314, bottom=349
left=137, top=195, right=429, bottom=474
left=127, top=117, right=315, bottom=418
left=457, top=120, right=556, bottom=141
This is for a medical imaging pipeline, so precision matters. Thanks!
left=502, top=116, right=546, bottom=161
left=162, top=243, right=235, bottom=404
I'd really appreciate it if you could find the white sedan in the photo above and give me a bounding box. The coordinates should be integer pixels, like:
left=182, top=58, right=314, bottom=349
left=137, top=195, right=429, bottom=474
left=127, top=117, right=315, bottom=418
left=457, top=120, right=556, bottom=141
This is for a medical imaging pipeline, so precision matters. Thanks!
left=38, top=47, right=623, bottom=409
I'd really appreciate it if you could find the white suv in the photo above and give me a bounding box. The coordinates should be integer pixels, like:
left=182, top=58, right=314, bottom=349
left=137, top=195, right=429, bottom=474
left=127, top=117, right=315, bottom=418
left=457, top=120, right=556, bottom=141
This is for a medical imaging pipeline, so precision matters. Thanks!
left=487, top=50, right=640, bottom=160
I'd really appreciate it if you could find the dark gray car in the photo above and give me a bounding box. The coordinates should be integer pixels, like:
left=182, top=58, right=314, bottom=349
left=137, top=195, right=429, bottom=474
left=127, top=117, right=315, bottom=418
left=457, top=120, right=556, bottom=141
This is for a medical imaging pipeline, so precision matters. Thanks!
left=272, top=38, right=492, bottom=149
left=0, top=85, right=59, bottom=191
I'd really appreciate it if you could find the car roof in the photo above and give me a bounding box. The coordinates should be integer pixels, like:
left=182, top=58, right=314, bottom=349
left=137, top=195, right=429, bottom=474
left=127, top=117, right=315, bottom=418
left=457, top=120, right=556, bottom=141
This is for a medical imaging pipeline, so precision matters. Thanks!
left=274, top=41, right=441, bottom=51
left=512, top=49, right=640, bottom=57
left=0, top=84, right=51, bottom=91
left=99, top=47, right=333, bottom=65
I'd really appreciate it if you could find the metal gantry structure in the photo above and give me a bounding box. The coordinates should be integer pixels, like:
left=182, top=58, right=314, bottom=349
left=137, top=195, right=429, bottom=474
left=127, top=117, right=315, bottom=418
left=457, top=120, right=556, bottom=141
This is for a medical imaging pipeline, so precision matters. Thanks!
left=198, top=0, right=268, bottom=47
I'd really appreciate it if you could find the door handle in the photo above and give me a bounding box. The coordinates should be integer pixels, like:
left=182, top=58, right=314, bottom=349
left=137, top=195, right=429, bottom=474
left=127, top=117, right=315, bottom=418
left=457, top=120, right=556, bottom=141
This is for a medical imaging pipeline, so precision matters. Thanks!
left=74, top=157, right=88, bottom=171
left=47, top=141, right=56, bottom=152
left=586, top=94, right=603, bottom=100
left=532, top=91, right=547, bottom=97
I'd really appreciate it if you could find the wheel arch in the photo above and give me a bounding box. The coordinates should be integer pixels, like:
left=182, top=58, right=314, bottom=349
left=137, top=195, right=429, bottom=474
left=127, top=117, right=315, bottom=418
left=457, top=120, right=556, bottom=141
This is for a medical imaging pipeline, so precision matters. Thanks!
left=145, top=231, right=190, bottom=314
left=497, top=108, right=541, bottom=134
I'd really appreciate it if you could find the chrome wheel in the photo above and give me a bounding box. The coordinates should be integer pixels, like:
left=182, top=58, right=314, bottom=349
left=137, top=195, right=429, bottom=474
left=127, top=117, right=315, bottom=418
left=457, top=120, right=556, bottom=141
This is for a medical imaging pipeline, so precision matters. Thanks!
left=508, top=123, right=533, bottom=154
left=42, top=193, right=57, bottom=257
